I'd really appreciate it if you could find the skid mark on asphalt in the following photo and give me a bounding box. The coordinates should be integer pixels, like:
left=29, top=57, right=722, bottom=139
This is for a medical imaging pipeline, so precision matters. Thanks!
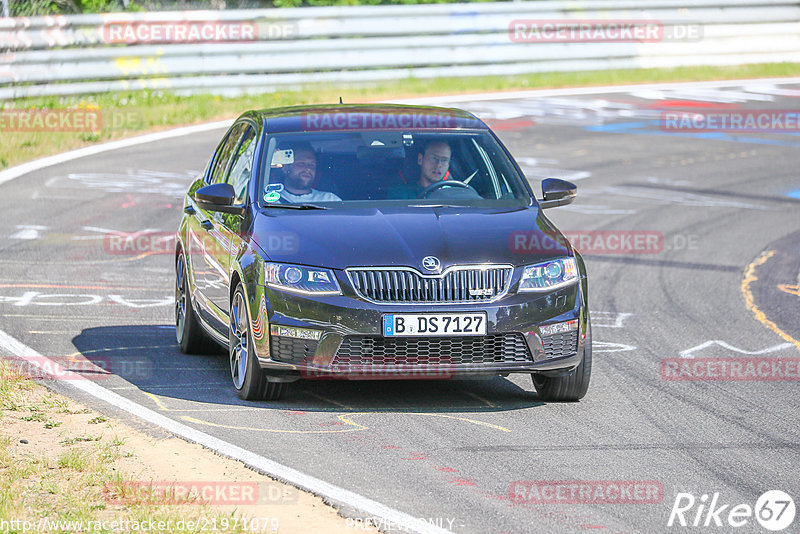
left=301, top=385, right=513, bottom=412
left=108, top=384, right=229, bottom=391
left=2, top=314, right=163, bottom=323
left=142, top=391, right=256, bottom=413
left=176, top=410, right=510, bottom=435
left=180, top=414, right=368, bottom=434
left=303, top=390, right=353, bottom=409
left=460, top=390, right=498, bottom=408
left=742, top=250, right=800, bottom=351
left=339, top=413, right=510, bottom=433
left=0, top=252, right=169, bottom=264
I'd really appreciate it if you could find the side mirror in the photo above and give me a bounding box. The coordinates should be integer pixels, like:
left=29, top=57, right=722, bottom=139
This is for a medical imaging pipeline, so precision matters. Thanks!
left=538, top=178, right=577, bottom=209
left=194, top=183, right=245, bottom=215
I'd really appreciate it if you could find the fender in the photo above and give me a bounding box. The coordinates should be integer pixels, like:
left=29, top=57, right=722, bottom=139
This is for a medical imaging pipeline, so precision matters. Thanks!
left=231, top=241, right=271, bottom=364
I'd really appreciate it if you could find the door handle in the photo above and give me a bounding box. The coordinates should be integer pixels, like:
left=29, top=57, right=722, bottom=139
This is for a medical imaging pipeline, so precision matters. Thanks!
left=184, top=205, right=195, bottom=215
left=201, top=220, right=213, bottom=231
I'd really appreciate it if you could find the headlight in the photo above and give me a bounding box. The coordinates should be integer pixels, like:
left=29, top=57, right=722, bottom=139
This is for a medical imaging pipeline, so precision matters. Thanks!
left=520, top=258, right=578, bottom=292
left=265, top=263, right=341, bottom=295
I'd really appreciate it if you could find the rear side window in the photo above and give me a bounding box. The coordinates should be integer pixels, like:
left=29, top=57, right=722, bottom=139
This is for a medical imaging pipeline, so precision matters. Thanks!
left=227, top=126, right=257, bottom=204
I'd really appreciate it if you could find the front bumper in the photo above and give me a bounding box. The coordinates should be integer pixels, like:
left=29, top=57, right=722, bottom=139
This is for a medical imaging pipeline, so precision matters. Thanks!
left=251, top=277, right=588, bottom=381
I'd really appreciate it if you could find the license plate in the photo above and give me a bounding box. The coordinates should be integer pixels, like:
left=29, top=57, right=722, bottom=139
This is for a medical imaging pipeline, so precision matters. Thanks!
left=382, top=313, right=487, bottom=337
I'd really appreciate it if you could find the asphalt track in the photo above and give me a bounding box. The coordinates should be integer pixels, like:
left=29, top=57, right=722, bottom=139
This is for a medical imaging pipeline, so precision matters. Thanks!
left=1, top=78, right=800, bottom=534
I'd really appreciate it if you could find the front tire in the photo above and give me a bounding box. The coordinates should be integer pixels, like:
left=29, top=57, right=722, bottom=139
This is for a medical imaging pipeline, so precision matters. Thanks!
left=531, top=315, right=592, bottom=402
left=229, top=284, right=287, bottom=401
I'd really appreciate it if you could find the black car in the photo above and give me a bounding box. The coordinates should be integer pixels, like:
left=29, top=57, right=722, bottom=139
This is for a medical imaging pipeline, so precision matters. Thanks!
left=175, top=104, right=590, bottom=401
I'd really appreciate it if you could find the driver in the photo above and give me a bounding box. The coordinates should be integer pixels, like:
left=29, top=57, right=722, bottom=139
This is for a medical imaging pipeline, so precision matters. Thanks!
left=278, top=143, right=341, bottom=203
left=418, top=139, right=452, bottom=189
left=389, top=140, right=452, bottom=199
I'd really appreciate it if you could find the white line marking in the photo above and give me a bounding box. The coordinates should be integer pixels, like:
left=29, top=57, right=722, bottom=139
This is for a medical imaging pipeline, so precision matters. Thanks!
left=1, top=78, right=797, bottom=191
left=10, top=225, right=48, bottom=240
left=387, top=77, right=800, bottom=105
left=0, top=120, right=232, bottom=188
left=0, top=328, right=451, bottom=534
left=591, top=311, right=634, bottom=329
left=593, top=341, right=637, bottom=353
left=679, top=340, right=796, bottom=359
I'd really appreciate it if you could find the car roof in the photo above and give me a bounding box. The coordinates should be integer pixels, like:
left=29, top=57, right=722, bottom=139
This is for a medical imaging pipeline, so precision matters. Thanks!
left=240, top=104, right=488, bottom=134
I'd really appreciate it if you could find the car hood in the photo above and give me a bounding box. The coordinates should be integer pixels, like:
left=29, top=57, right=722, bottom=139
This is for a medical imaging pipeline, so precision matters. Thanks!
left=251, top=205, right=572, bottom=270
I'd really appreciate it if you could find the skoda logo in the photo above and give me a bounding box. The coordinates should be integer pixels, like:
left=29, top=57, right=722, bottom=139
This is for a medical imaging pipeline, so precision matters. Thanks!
left=422, top=256, right=441, bottom=272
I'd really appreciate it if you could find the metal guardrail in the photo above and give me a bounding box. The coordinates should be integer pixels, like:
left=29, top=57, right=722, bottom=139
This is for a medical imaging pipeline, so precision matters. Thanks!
left=1, top=0, right=799, bottom=100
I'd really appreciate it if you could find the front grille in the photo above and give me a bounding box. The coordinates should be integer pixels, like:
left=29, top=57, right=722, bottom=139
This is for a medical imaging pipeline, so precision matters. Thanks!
left=347, top=266, right=512, bottom=303
left=270, top=336, right=319, bottom=364
left=332, top=333, right=532, bottom=366
left=542, top=331, right=579, bottom=359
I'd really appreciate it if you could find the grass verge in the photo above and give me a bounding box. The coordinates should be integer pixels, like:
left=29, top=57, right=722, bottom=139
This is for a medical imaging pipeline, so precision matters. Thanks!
left=0, top=360, right=373, bottom=533
left=0, top=62, right=798, bottom=170
left=0, top=361, right=252, bottom=533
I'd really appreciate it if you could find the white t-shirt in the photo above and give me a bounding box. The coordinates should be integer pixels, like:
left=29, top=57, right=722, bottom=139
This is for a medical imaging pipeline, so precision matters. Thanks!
left=280, top=189, right=341, bottom=203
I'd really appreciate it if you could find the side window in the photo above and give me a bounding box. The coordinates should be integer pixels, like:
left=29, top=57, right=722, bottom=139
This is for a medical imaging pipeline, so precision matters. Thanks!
left=207, top=123, right=247, bottom=185
left=227, top=126, right=257, bottom=204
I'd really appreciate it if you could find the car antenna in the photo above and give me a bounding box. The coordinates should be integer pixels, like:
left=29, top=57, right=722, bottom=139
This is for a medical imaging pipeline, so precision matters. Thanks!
left=339, top=96, right=343, bottom=104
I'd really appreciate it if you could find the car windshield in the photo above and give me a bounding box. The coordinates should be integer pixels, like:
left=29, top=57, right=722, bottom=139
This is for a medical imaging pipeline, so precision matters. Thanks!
left=257, top=130, right=532, bottom=208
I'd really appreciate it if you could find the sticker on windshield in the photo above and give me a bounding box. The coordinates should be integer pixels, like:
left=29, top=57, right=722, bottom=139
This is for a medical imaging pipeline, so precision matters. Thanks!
left=265, top=183, right=284, bottom=192
left=264, top=191, right=281, bottom=203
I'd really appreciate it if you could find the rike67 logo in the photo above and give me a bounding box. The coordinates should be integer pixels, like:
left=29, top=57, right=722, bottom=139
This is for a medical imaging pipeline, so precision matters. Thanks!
left=668, top=490, right=795, bottom=531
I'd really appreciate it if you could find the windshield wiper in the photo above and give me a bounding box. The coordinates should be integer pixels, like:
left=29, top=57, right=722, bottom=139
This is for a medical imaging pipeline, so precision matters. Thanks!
left=407, top=204, right=462, bottom=208
left=262, top=203, right=329, bottom=210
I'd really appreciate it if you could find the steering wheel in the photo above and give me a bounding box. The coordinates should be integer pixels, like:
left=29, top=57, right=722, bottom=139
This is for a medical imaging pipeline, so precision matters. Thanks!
left=417, top=180, right=477, bottom=198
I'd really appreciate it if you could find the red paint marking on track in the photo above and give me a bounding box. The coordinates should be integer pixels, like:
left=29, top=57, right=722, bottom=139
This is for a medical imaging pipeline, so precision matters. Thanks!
left=435, top=466, right=458, bottom=472
left=449, top=478, right=475, bottom=486
left=484, top=119, right=535, bottom=131
left=401, top=453, right=427, bottom=460
left=121, top=194, right=136, bottom=209
left=381, top=445, right=402, bottom=450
